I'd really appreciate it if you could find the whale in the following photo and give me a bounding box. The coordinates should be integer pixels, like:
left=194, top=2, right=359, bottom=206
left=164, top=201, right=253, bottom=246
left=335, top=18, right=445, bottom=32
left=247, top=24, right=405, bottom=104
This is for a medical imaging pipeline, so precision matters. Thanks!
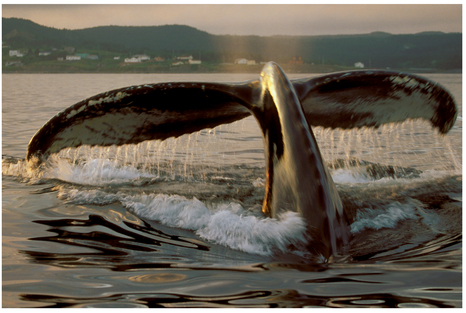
left=26, top=62, right=457, bottom=259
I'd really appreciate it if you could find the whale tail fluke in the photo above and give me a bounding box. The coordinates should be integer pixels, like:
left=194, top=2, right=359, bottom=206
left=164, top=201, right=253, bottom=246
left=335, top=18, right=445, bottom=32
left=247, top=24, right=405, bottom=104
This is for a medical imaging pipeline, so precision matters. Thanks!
left=27, top=68, right=457, bottom=162
left=25, top=62, right=457, bottom=259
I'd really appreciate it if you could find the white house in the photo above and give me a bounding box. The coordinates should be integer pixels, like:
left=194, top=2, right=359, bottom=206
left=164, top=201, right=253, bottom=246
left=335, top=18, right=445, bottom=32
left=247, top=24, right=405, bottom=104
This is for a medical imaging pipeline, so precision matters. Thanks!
left=9, top=50, right=25, bottom=57
left=354, top=62, right=364, bottom=68
left=114, top=56, right=121, bottom=60
left=39, top=51, right=52, bottom=56
left=125, top=57, right=141, bottom=63
left=234, top=58, right=248, bottom=65
left=133, top=54, right=150, bottom=61
left=66, top=55, right=81, bottom=61
left=177, top=55, right=193, bottom=60
left=172, top=61, right=184, bottom=66
left=188, top=59, right=201, bottom=65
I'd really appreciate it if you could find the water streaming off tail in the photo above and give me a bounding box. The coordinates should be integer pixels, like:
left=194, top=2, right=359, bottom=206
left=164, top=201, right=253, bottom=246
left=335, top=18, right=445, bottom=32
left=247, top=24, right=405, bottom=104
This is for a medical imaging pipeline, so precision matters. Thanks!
left=53, top=117, right=264, bottom=183
left=315, top=119, right=462, bottom=174
left=54, top=117, right=461, bottom=183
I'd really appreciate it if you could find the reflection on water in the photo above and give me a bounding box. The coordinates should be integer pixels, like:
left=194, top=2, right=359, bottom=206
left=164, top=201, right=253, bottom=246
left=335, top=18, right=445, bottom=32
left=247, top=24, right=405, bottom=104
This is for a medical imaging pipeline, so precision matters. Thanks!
left=18, top=289, right=459, bottom=308
left=2, top=73, right=462, bottom=307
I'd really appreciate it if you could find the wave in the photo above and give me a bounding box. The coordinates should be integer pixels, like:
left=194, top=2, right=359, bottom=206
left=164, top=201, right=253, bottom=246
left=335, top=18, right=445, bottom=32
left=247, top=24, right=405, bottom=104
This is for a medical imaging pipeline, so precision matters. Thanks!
left=2, top=155, right=461, bottom=259
left=56, top=187, right=309, bottom=256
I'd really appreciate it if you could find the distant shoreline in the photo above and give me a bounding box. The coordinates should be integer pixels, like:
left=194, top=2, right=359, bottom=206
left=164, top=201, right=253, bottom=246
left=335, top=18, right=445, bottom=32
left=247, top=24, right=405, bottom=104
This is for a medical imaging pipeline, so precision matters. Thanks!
left=3, top=70, right=461, bottom=74
left=3, top=63, right=461, bottom=75
left=4, top=18, right=461, bottom=76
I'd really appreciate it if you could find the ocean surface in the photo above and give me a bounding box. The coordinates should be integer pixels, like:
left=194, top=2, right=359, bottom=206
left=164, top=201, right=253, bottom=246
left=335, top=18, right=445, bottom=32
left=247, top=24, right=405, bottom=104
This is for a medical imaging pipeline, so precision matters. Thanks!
left=2, top=72, right=462, bottom=308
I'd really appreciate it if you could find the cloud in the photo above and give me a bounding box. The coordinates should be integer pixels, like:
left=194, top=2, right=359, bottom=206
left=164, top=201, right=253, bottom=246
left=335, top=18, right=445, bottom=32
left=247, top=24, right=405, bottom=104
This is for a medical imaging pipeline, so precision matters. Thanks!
left=2, top=4, right=462, bottom=36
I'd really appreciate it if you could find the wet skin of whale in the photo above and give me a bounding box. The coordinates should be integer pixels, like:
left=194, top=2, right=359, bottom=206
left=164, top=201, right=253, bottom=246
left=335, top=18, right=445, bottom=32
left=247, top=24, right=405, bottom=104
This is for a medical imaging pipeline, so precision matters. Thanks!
left=26, top=62, right=457, bottom=259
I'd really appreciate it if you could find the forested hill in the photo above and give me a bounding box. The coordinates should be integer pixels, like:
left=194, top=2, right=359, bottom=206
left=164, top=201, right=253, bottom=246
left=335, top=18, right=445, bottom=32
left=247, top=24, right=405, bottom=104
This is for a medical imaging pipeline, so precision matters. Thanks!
left=2, top=17, right=462, bottom=70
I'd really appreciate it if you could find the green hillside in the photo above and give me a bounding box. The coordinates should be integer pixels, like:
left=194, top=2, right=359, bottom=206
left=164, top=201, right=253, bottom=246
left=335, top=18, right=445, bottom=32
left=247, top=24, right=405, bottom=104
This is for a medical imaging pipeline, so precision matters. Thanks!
left=2, top=17, right=462, bottom=72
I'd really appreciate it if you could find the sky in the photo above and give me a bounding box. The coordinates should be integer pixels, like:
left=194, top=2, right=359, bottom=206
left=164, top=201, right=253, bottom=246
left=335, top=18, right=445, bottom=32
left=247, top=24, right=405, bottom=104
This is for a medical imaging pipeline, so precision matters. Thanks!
left=2, top=3, right=462, bottom=37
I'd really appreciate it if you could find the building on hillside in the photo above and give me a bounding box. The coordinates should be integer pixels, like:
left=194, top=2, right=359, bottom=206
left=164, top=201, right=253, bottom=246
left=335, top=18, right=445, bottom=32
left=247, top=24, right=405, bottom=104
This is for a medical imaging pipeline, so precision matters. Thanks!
left=9, top=50, right=26, bottom=57
left=188, top=59, right=201, bottom=65
left=354, top=62, right=364, bottom=68
left=234, top=58, right=248, bottom=65
left=155, top=57, right=165, bottom=62
left=39, top=51, right=52, bottom=56
left=133, top=54, right=150, bottom=61
left=172, top=61, right=184, bottom=66
left=57, top=57, right=64, bottom=61
left=66, top=55, right=81, bottom=61
left=86, top=55, right=99, bottom=60
left=246, top=60, right=256, bottom=65
left=125, top=57, right=141, bottom=63
left=114, top=56, right=120, bottom=60
left=177, top=55, right=193, bottom=60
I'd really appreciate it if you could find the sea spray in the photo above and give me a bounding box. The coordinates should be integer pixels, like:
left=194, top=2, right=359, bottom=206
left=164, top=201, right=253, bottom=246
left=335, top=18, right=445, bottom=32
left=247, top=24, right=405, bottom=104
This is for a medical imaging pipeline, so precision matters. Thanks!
left=350, top=199, right=424, bottom=234
left=120, top=193, right=309, bottom=256
left=56, top=186, right=308, bottom=256
left=196, top=210, right=308, bottom=255
left=45, top=158, right=157, bottom=186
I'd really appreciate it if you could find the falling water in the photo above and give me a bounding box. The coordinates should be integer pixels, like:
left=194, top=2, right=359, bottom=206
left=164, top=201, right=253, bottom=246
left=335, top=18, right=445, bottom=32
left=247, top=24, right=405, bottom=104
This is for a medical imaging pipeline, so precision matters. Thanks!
left=53, top=116, right=461, bottom=186
left=317, top=119, right=461, bottom=173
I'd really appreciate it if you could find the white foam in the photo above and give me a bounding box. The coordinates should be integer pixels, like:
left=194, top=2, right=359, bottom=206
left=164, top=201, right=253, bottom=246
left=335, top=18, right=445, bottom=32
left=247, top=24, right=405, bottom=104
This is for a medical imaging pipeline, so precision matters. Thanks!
left=2, top=158, right=30, bottom=177
left=2, top=156, right=158, bottom=186
left=57, top=188, right=122, bottom=205
left=45, top=158, right=157, bottom=186
left=57, top=187, right=309, bottom=256
left=196, top=210, right=308, bottom=255
left=331, top=168, right=373, bottom=184
left=350, top=199, right=423, bottom=234
left=123, top=194, right=212, bottom=231
left=331, top=167, right=455, bottom=186
left=252, top=177, right=266, bottom=187
left=4, top=156, right=456, bottom=256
